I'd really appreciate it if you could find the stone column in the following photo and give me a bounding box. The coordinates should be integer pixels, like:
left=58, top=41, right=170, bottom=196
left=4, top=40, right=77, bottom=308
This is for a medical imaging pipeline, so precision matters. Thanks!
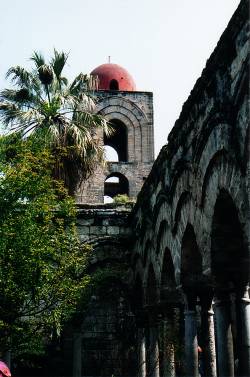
left=137, top=326, right=147, bottom=377
left=3, top=350, right=11, bottom=370
left=200, top=297, right=217, bottom=377
left=72, top=332, right=82, bottom=377
left=161, top=309, right=176, bottom=377
left=148, top=314, right=160, bottom=377
left=236, top=285, right=250, bottom=376
left=214, top=293, right=235, bottom=377
left=183, top=294, right=199, bottom=377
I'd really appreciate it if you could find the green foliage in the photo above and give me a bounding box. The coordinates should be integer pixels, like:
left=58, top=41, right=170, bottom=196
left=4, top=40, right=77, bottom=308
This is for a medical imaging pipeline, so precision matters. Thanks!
left=0, top=49, right=111, bottom=195
left=113, top=194, right=135, bottom=204
left=0, top=134, right=91, bottom=356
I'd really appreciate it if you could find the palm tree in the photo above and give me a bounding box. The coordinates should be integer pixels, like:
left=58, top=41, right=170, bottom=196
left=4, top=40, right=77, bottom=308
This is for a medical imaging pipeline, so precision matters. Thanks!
left=0, top=49, right=110, bottom=195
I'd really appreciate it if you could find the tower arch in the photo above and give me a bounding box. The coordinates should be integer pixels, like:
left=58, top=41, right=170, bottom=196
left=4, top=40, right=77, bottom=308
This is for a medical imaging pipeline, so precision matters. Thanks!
left=104, top=119, right=128, bottom=162
left=104, top=173, right=129, bottom=200
left=77, top=62, right=154, bottom=204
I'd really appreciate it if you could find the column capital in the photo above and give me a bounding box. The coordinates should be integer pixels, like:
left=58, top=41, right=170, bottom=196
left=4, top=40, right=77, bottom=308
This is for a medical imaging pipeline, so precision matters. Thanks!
left=235, top=283, right=250, bottom=304
left=199, top=292, right=215, bottom=318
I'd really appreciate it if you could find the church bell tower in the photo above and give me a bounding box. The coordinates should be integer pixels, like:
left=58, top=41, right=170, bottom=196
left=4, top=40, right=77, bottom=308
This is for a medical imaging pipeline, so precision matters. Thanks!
left=76, top=62, right=154, bottom=204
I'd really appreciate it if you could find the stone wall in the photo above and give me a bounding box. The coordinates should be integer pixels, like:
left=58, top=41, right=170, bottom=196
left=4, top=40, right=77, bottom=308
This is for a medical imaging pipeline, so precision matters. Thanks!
left=132, top=0, right=249, bottom=289
left=76, top=90, right=154, bottom=204
left=65, top=204, right=136, bottom=377
left=76, top=203, right=132, bottom=242
left=130, top=2, right=249, bottom=374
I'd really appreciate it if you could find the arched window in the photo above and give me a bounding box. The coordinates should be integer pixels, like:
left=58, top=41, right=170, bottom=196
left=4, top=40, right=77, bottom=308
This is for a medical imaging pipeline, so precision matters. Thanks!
left=104, top=145, right=119, bottom=162
left=104, top=173, right=129, bottom=199
left=109, top=79, right=119, bottom=90
left=104, top=195, right=114, bottom=204
left=104, top=119, right=128, bottom=162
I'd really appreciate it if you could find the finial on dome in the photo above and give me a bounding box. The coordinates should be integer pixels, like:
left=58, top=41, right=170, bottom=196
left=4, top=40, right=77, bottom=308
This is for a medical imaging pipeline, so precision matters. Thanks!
left=108, top=56, right=111, bottom=64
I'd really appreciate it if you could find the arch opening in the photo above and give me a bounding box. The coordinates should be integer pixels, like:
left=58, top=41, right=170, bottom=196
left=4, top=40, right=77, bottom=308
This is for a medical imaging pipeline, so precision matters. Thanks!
left=211, top=192, right=249, bottom=376
left=181, top=224, right=202, bottom=289
left=104, top=195, right=114, bottom=204
left=104, top=173, right=129, bottom=199
left=161, top=248, right=176, bottom=289
left=146, top=264, right=158, bottom=306
left=104, top=119, right=128, bottom=162
left=156, top=221, right=167, bottom=254
left=161, top=248, right=176, bottom=302
left=104, top=145, right=119, bottom=162
left=109, top=79, right=119, bottom=90
left=211, top=190, right=247, bottom=285
left=133, top=275, right=144, bottom=311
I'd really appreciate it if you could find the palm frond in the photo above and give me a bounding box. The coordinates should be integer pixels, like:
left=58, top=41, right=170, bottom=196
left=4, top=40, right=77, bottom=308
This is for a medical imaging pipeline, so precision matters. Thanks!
left=0, top=102, right=23, bottom=125
left=2, top=49, right=110, bottom=195
left=30, top=51, right=45, bottom=69
left=0, top=88, right=31, bottom=104
left=51, top=49, right=68, bottom=83
left=69, top=73, right=91, bottom=96
left=6, top=66, right=32, bottom=88
left=60, top=77, right=68, bottom=86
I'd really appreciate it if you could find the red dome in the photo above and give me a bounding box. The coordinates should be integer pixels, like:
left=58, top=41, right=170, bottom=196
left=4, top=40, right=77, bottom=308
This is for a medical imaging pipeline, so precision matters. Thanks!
left=91, top=63, right=136, bottom=91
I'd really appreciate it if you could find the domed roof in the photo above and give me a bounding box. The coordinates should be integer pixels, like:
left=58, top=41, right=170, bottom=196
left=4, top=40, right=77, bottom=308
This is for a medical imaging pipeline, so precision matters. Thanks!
left=91, top=63, right=136, bottom=91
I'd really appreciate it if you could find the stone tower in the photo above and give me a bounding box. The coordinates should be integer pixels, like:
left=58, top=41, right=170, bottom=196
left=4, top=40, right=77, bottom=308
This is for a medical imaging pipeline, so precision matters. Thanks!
left=76, top=62, right=154, bottom=204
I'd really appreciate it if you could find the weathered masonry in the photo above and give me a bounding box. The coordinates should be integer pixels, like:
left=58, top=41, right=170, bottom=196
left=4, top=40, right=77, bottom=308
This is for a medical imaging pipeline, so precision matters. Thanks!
left=131, top=1, right=249, bottom=376
left=76, top=63, right=154, bottom=204
left=69, top=1, right=249, bottom=376
left=67, top=204, right=136, bottom=376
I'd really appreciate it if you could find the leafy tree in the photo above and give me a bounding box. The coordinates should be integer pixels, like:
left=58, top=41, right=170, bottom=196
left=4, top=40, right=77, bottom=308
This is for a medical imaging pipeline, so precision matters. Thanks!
left=0, top=134, right=91, bottom=357
left=0, top=50, right=110, bottom=195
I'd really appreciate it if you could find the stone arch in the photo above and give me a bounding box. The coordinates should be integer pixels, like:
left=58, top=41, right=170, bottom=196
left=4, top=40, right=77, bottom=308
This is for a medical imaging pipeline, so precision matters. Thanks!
left=152, top=192, right=168, bottom=225
left=101, top=110, right=139, bottom=161
left=172, top=191, right=191, bottom=234
left=104, top=172, right=129, bottom=198
left=197, top=123, right=233, bottom=199
left=87, top=236, right=129, bottom=270
left=200, top=150, right=233, bottom=207
left=194, top=120, right=231, bottom=167
left=142, top=239, right=152, bottom=268
left=170, top=168, right=192, bottom=229
left=153, top=200, right=170, bottom=237
left=151, top=183, right=164, bottom=211
left=97, top=96, right=148, bottom=123
left=96, top=96, right=151, bottom=162
left=201, top=153, right=247, bottom=273
left=156, top=220, right=168, bottom=255
left=168, top=161, right=191, bottom=203
left=172, top=192, right=191, bottom=240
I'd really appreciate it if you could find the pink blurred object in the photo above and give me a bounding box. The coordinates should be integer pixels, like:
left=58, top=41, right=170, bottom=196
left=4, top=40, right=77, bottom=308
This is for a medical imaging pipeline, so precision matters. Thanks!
left=0, top=361, right=11, bottom=377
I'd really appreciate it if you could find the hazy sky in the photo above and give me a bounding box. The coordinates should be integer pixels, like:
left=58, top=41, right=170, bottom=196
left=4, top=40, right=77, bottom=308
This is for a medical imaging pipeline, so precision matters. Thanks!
left=0, top=0, right=241, bottom=155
